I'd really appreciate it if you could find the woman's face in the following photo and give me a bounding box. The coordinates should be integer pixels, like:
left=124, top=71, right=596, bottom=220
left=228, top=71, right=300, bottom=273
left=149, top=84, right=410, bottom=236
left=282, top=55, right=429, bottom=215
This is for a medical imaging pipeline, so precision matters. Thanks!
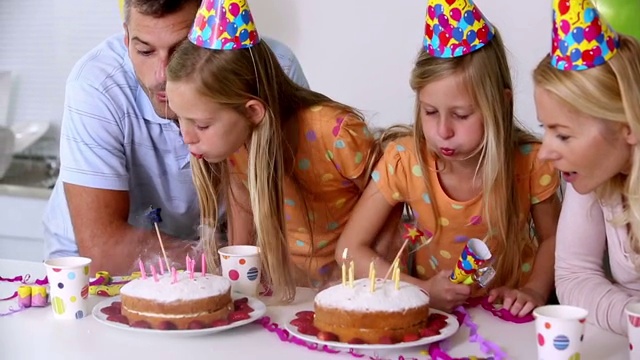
left=536, top=86, right=636, bottom=194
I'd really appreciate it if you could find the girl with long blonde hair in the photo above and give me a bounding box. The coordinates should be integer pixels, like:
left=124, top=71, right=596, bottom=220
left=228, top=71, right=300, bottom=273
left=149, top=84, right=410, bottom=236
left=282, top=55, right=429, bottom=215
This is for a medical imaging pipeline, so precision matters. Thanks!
left=337, top=0, right=561, bottom=315
left=166, top=1, right=382, bottom=302
left=536, top=0, right=640, bottom=335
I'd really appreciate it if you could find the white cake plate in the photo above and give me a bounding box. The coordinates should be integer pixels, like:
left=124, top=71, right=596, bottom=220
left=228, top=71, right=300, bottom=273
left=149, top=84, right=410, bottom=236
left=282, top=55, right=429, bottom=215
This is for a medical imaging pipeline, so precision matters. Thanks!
left=92, top=294, right=266, bottom=337
left=284, top=308, right=459, bottom=350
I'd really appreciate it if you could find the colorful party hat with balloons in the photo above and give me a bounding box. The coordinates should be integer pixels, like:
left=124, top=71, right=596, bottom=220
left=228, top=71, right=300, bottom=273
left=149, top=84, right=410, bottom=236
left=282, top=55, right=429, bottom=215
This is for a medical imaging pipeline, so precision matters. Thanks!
left=189, top=0, right=260, bottom=50
left=551, top=0, right=619, bottom=71
left=423, top=0, right=495, bottom=58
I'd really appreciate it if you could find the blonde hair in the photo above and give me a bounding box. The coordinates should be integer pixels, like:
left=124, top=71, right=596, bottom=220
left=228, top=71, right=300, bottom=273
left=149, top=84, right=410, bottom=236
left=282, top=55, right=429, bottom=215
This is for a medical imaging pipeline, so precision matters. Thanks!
left=384, top=29, right=539, bottom=289
left=167, top=40, right=379, bottom=301
left=533, top=35, right=640, bottom=260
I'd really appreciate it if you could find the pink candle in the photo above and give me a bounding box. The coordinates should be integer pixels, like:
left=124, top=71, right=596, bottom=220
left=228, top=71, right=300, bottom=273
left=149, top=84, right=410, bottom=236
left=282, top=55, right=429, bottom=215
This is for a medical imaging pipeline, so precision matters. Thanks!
left=171, top=267, right=177, bottom=284
left=138, top=259, right=147, bottom=279
left=150, top=265, right=158, bottom=282
left=201, top=253, right=206, bottom=276
left=189, top=259, right=195, bottom=280
left=158, top=257, right=165, bottom=275
left=186, top=255, right=191, bottom=272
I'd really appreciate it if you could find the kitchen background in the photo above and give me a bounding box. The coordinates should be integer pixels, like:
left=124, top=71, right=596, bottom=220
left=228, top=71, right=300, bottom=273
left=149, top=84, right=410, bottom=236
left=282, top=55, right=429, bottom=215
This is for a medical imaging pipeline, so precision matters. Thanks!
left=0, top=0, right=554, bottom=261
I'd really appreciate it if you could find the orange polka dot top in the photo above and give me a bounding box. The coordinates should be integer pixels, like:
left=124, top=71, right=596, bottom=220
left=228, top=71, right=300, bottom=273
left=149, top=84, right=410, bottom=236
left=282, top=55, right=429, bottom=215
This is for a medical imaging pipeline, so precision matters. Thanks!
left=371, top=136, right=559, bottom=290
left=228, top=105, right=375, bottom=288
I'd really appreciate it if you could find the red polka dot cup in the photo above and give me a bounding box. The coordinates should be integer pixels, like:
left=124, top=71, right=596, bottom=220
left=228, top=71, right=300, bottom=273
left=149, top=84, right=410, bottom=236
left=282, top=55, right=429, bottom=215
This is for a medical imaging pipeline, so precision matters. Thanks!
left=43, top=256, right=92, bottom=320
left=533, top=305, right=588, bottom=360
left=218, top=245, right=261, bottom=297
left=625, top=302, right=640, bottom=359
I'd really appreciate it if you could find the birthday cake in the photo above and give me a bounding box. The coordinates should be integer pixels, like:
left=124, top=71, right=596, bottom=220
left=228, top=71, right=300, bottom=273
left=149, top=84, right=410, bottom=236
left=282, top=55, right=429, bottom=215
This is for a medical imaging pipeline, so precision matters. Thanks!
left=119, top=272, right=233, bottom=330
left=312, top=279, right=431, bottom=344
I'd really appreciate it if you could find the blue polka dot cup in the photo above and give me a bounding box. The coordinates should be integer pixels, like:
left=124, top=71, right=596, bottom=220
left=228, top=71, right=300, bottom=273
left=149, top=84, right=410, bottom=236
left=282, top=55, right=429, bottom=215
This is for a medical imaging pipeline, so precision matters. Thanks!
left=218, top=246, right=261, bottom=297
left=43, top=256, right=92, bottom=320
left=533, top=305, right=588, bottom=360
left=625, top=302, right=640, bottom=359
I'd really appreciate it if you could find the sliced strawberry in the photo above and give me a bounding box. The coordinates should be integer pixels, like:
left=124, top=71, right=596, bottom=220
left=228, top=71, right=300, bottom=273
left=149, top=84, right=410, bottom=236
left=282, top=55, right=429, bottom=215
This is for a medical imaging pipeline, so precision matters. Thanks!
left=106, top=314, right=129, bottom=325
left=317, top=331, right=339, bottom=342
left=428, top=313, right=448, bottom=322
left=428, top=319, right=448, bottom=331
left=228, top=311, right=251, bottom=323
left=402, top=333, right=420, bottom=342
left=235, top=303, right=254, bottom=313
left=100, top=305, right=121, bottom=316
left=211, top=319, right=230, bottom=328
left=378, top=336, right=396, bottom=344
left=295, top=311, right=315, bottom=320
left=419, top=328, right=441, bottom=338
left=289, top=318, right=312, bottom=327
left=157, top=321, right=178, bottom=330
left=187, top=320, right=208, bottom=329
left=297, top=324, right=320, bottom=336
left=130, top=320, right=152, bottom=329
left=110, top=301, right=122, bottom=308
left=233, top=297, right=249, bottom=306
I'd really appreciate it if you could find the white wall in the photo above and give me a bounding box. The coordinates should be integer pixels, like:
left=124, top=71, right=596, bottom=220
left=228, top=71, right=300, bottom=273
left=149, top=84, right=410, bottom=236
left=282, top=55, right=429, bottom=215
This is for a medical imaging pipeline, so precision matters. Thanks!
left=0, top=0, right=551, bottom=149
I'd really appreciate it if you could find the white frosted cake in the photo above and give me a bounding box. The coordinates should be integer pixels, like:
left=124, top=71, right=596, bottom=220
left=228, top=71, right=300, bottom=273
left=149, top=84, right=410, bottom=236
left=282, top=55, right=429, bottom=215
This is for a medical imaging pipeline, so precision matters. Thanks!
left=120, top=272, right=233, bottom=330
left=313, top=278, right=430, bottom=343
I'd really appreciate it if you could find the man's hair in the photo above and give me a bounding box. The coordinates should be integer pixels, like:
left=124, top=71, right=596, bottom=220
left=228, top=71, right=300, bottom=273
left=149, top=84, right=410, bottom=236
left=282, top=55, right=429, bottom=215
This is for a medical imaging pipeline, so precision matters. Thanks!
left=124, top=0, right=201, bottom=23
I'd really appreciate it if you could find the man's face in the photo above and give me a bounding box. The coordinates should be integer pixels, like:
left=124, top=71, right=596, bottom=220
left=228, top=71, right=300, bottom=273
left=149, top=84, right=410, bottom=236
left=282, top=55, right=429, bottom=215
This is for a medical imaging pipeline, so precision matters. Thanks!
left=124, top=3, right=198, bottom=120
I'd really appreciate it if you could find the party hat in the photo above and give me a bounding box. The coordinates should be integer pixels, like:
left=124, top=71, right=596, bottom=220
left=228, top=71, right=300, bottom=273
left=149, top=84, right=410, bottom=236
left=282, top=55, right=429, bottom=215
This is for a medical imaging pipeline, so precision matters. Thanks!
left=423, top=0, right=495, bottom=58
left=551, top=0, right=619, bottom=71
left=189, top=0, right=260, bottom=50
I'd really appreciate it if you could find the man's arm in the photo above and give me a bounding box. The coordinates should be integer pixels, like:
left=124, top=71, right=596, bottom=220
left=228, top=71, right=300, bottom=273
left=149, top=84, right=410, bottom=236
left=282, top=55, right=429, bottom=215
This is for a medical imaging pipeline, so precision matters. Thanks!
left=65, top=184, right=195, bottom=275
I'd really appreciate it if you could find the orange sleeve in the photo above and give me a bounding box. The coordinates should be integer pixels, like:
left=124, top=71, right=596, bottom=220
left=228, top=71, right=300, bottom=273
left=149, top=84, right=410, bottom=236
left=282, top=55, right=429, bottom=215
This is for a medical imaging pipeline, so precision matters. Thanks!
left=525, top=144, right=561, bottom=204
left=371, top=138, right=413, bottom=206
left=329, top=114, right=376, bottom=189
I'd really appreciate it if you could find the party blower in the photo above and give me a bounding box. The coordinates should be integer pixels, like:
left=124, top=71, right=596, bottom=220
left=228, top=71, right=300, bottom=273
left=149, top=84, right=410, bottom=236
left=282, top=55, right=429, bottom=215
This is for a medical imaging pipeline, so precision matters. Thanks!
left=449, top=238, right=496, bottom=287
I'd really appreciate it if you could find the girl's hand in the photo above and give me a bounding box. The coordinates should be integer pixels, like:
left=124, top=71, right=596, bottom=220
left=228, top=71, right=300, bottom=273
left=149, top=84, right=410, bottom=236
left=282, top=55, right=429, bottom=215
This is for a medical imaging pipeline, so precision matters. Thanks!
left=488, top=286, right=546, bottom=317
left=423, top=271, right=472, bottom=313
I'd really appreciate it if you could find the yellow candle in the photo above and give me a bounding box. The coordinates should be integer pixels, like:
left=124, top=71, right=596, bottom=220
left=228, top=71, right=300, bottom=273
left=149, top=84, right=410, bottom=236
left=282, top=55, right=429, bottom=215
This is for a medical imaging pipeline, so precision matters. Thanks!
left=394, top=267, right=400, bottom=290
left=368, top=261, right=374, bottom=280
left=342, top=248, right=349, bottom=287
left=342, top=262, right=346, bottom=286
left=348, top=261, right=354, bottom=288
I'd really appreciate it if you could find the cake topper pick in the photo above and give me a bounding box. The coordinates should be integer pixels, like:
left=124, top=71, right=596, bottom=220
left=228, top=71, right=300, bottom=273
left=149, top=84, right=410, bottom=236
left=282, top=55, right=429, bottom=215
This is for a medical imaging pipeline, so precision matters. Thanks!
left=382, top=223, right=430, bottom=283
left=146, top=206, right=170, bottom=273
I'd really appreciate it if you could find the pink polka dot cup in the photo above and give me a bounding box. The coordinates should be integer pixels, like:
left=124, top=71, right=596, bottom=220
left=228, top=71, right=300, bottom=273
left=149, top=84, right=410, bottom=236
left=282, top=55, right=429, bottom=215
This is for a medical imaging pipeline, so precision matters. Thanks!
left=625, top=302, right=640, bottom=359
left=533, top=305, right=588, bottom=360
left=218, top=245, right=261, bottom=297
left=43, top=256, right=92, bottom=320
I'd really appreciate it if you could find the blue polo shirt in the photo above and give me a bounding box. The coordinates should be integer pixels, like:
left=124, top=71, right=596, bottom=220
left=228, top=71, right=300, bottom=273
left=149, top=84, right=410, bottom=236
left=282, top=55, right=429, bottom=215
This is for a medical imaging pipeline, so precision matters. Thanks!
left=43, top=33, right=309, bottom=259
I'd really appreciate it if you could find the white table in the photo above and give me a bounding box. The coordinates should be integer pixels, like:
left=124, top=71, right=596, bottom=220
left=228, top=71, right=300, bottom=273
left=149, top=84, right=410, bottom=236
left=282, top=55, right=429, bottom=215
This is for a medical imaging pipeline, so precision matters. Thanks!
left=0, top=259, right=629, bottom=359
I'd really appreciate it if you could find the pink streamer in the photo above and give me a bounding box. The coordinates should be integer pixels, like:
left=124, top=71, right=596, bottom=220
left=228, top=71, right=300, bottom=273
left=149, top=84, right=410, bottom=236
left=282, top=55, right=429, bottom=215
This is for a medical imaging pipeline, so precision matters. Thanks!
left=466, top=297, right=534, bottom=324
left=1, top=291, right=17, bottom=301
left=0, top=275, right=24, bottom=283
left=0, top=307, right=27, bottom=317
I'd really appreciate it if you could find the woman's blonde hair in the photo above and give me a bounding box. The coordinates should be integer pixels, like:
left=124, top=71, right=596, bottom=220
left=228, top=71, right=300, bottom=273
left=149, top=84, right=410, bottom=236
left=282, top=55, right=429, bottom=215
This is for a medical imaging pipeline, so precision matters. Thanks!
left=383, top=29, right=539, bottom=289
left=167, top=40, right=380, bottom=301
left=533, top=35, right=640, bottom=260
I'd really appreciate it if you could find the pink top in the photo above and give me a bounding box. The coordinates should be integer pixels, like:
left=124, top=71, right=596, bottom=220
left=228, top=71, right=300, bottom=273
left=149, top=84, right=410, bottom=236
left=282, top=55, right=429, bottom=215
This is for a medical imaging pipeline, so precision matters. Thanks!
left=556, top=184, right=640, bottom=335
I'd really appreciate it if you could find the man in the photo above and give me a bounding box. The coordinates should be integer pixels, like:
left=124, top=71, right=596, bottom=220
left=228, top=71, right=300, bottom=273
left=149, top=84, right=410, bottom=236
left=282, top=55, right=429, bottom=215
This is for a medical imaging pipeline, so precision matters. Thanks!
left=43, top=0, right=309, bottom=274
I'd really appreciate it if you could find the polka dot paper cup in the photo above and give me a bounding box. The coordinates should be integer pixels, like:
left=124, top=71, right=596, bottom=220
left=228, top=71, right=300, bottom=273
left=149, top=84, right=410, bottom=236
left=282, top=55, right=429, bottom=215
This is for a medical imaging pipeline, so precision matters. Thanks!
left=43, top=256, right=92, bottom=320
left=218, top=245, right=261, bottom=297
left=533, top=305, right=588, bottom=360
left=625, top=302, right=640, bottom=359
